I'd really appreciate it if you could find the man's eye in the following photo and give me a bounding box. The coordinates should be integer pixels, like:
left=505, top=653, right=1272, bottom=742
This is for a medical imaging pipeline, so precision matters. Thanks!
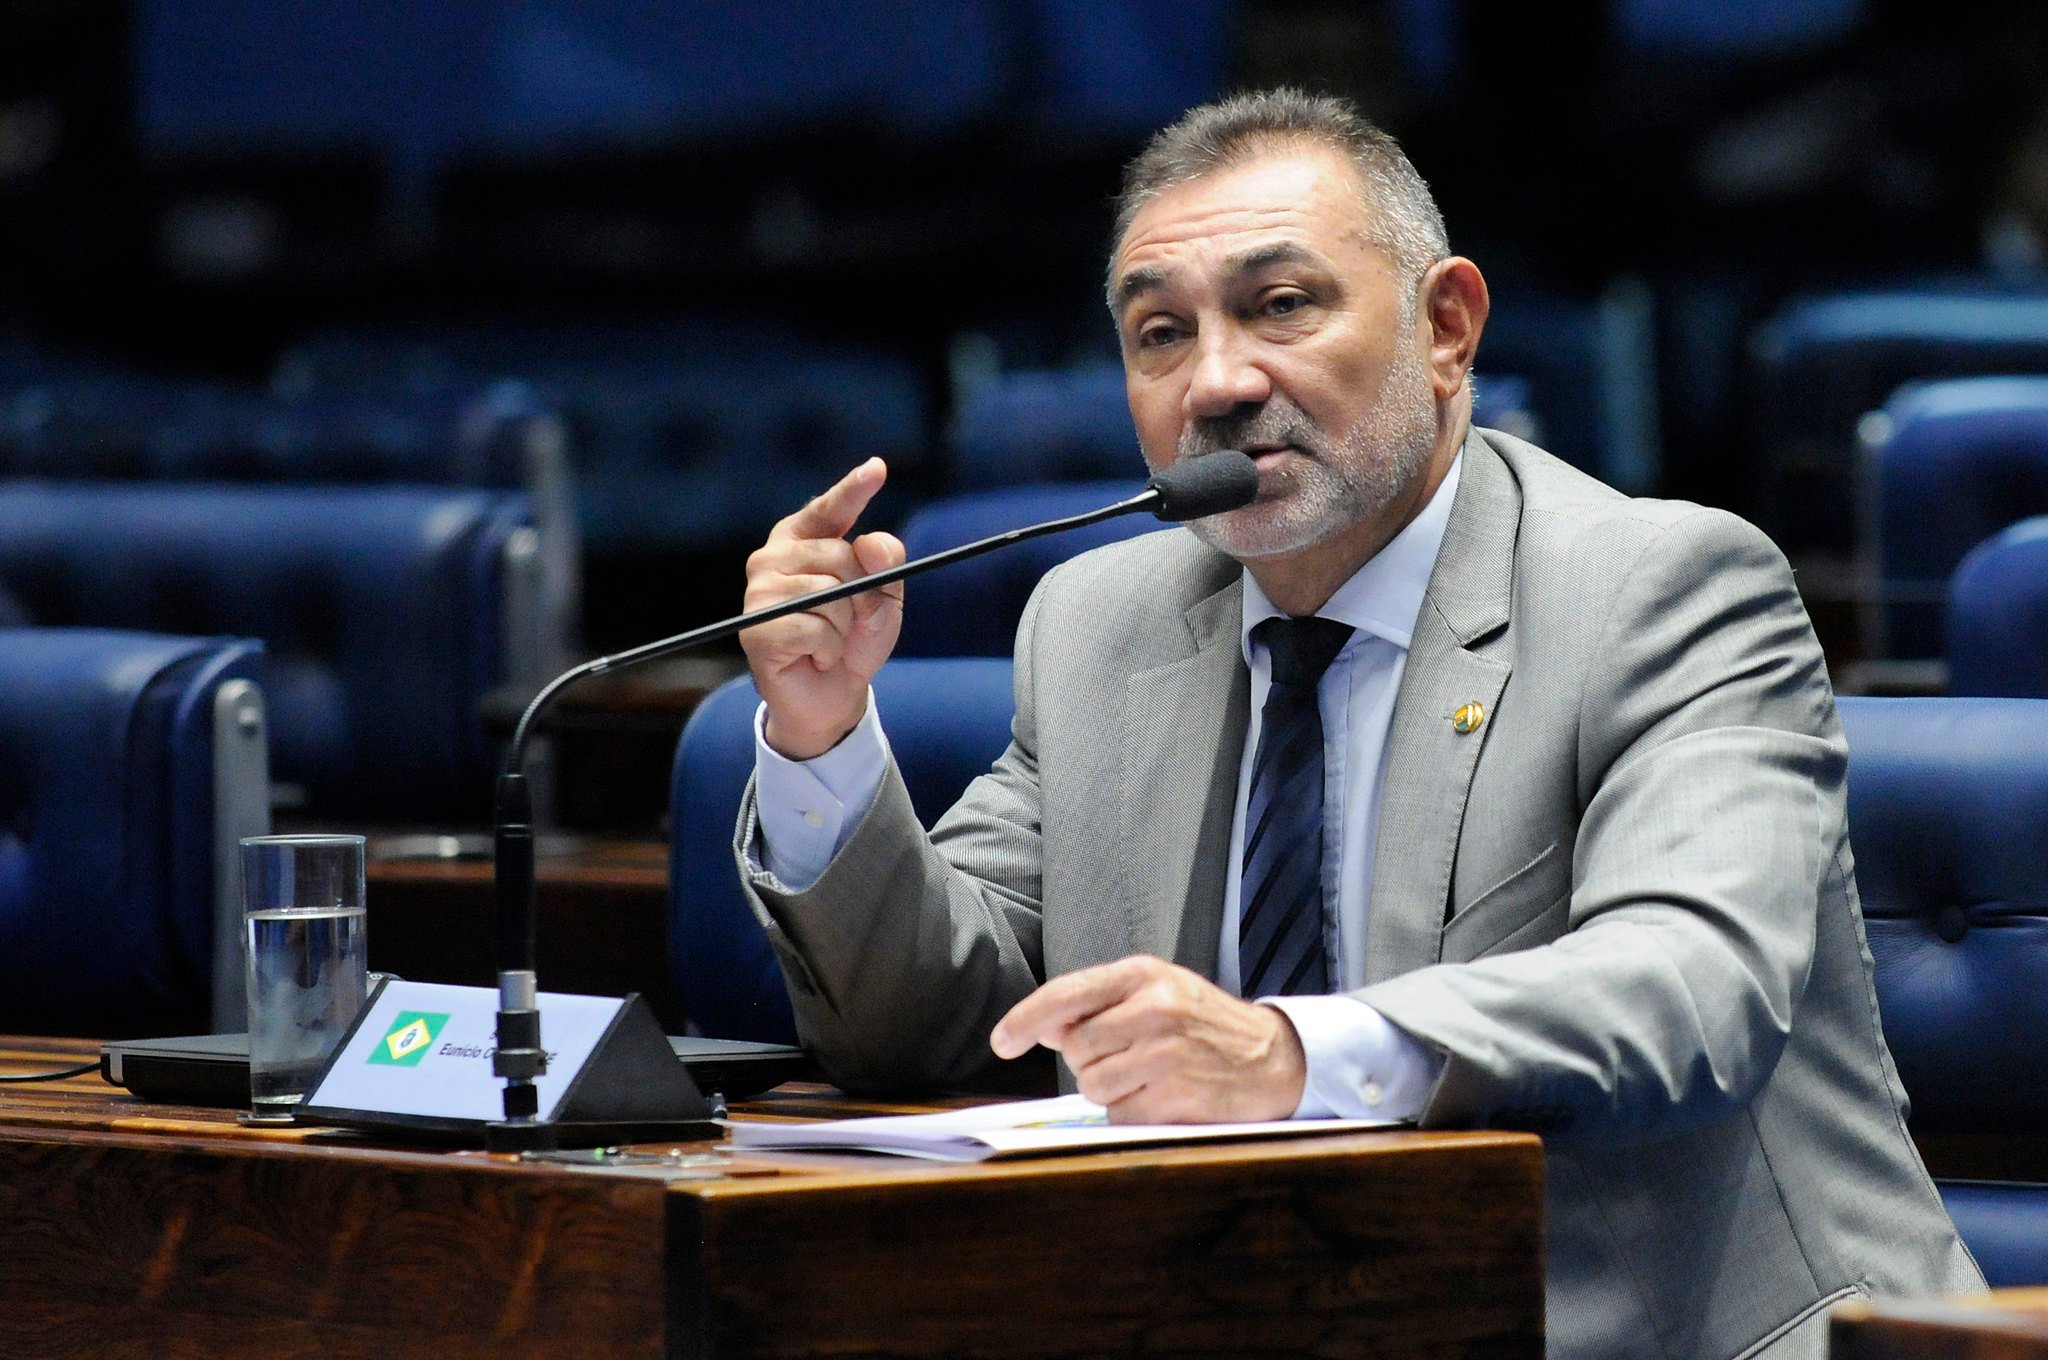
left=1137, top=323, right=1185, bottom=348
left=1263, top=292, right=1307, bottom=316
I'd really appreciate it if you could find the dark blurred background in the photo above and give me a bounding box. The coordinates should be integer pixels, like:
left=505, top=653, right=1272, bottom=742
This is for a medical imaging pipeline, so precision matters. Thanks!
left=4, top=0, right=2046, bottom=651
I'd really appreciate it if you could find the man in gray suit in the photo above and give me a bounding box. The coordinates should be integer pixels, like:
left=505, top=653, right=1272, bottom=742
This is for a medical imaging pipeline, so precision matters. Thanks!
left=734, top=90, right=1980, bottom=1357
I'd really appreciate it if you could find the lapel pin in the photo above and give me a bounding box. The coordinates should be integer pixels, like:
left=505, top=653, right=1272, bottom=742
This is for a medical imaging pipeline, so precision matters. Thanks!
left=1452, top=701, right=1487, bottom=734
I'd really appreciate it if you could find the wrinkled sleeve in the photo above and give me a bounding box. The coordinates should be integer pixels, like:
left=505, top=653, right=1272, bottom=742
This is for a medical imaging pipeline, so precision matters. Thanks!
left=733, top=590, right=1055, bottom=1093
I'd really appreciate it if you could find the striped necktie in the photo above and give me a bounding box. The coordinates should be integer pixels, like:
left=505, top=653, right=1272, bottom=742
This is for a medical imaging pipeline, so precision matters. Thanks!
left=1239, top=615, right=1355, bottom=997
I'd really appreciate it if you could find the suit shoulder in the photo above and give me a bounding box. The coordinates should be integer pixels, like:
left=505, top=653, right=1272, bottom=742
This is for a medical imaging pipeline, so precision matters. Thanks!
left=1034, top=526, right=1234, bottom=611
left=1012, top=526, right=1238, bottom=674
left=1485, top=429, right=1786, bottom=572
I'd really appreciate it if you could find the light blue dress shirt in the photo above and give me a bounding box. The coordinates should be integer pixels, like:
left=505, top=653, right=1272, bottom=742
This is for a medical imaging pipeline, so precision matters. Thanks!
left=752, top=454, right=1464, bottom=1121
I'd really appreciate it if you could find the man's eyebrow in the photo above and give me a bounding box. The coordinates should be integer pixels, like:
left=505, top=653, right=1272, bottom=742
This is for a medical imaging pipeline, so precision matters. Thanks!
left=1112, top=266, right=1170, bottom=311
left=1110, top=242, right=1326, bottom=312
left=1223, top=242, right=1320, bottom=277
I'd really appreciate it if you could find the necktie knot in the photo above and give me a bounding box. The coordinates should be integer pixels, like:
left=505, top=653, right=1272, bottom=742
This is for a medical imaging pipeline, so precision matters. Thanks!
left=1257, top=616, right=1356, bottom=688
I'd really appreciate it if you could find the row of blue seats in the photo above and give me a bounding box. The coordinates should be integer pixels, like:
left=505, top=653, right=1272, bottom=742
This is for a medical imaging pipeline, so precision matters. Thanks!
left=1751, top=283, right=2048, bottom=574
left=19, top=624, right=2044, bottom=1284
left=0, top=485, right=551, bottom=822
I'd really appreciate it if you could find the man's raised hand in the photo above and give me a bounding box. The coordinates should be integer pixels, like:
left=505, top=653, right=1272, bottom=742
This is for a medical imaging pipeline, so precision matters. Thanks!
left=740, top=458, right=907, bottom=760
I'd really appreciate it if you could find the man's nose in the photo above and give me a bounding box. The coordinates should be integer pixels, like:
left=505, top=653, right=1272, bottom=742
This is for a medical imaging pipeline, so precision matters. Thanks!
left=1184, top=328, right=1272, bottom=421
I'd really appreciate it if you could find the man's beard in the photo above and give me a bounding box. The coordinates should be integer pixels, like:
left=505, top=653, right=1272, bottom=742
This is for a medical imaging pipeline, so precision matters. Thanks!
left=1175, top=350, right=1439, bottom=562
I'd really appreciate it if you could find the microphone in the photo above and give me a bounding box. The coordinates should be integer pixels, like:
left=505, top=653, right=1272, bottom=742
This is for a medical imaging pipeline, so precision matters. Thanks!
left=488, top=451, right=1259, bottom=1131
left=1146, top=449, right=1262, bottom=521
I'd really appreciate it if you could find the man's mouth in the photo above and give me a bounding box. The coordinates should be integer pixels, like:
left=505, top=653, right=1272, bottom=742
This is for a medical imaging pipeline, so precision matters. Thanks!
left=1241, top=444, right=1300, bottom=471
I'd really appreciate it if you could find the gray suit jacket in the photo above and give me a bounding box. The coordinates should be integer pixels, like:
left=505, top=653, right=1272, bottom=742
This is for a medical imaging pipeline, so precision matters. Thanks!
left=739, top=429, right=1981, bottom=1359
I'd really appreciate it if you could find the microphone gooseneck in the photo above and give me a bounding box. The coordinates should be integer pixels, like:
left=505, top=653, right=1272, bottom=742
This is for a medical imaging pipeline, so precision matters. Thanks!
left=503, top=450, right=1259, bottom=772
left=488, top=452, right=1262, bottom=1124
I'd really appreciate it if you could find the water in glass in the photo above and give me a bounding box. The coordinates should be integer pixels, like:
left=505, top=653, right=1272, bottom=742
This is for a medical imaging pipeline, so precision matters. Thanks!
left=246, top=905, right=368, bottom=1119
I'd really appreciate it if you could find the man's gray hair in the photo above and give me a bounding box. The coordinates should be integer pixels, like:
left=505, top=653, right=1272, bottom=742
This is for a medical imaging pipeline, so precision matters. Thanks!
left=1109, top=88, right=1450, bottom=304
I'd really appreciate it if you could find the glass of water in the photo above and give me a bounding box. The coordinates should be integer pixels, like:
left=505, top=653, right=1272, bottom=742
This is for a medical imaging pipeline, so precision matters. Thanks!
left=241, top=834, right=369, bottom=1123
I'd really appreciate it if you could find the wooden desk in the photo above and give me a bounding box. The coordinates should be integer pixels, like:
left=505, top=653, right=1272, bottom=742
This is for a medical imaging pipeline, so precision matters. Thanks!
left=0, top=1036, right=1544, bottom=1359
left=1832, top=1290, right=2048, bottom=1358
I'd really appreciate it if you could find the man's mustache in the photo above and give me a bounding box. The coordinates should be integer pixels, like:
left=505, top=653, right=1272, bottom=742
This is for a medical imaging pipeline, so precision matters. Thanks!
left=1179, top=400, right=1324, bottom=459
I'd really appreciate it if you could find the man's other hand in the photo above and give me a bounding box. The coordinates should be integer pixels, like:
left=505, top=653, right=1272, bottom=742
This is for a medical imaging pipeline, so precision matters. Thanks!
left=989, top=956, right=1308, bottom=1123
left=740, top=458, right=907, bottom=760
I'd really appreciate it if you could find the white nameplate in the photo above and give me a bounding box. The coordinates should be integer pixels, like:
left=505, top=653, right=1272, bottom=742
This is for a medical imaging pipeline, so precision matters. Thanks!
left=303, top=979, right=625, bottom=1126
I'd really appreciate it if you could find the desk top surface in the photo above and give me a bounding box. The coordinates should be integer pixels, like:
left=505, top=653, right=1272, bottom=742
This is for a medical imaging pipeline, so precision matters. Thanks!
left=0, top=1034, right=1540, bottom=1199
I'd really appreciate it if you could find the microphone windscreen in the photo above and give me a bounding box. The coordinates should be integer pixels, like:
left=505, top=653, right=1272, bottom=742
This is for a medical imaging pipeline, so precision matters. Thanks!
left=1146, top=450, right=1261, bottom=521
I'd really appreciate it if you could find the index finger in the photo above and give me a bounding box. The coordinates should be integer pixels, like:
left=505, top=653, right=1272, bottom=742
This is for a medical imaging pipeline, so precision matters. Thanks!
left=990, top=958, right=1155, bottom=1059
left=775, top=458, right=887, bottom=542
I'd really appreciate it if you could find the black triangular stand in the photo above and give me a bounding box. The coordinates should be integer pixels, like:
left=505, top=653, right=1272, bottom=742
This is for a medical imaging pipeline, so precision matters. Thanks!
left=483, top=994, right=722, bottom=1152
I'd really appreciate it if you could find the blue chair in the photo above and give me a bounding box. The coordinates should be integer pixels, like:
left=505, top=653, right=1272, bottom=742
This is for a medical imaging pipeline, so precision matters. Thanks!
left=895, top=483, right=1172, bottom=657
left=1839, top=695, right=2048, bottom=1285
left=1948, top=517, right=2048, bottom=699
left=0, top=484, right=540, bottom=820
left=1935, top=1183, right=2048, bottom=1289
left=0, top=629, right=269, bottom=1035
left=1751, top=285, right=2048, bottom=557
left=669, top=658, right=1016, bottom=1042
left=1859, top=378, right=2048, bottom=663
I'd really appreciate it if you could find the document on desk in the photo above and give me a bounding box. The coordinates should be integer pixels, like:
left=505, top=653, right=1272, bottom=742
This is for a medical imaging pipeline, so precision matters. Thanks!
left=725, top=1093, right=1401, bottom=1161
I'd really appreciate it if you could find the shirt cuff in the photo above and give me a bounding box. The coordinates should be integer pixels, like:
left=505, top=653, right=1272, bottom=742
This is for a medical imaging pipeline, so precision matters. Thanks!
left=1261, top=994, right=1445, bottom=1121
left=750, top=692, right=891, bottom=891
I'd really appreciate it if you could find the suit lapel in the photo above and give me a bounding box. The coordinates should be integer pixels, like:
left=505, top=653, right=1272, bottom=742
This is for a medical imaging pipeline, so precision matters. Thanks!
left=1118, top=569, right=1247, bottom=978
left=1363, top=433, right=1520, bottom=984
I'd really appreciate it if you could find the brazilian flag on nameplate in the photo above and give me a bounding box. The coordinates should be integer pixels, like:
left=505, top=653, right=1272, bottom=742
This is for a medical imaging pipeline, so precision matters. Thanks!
left=370, top=1012, right=448, bottom=1067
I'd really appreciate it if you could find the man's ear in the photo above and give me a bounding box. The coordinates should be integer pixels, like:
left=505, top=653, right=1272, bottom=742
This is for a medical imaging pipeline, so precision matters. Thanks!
left=1419, top=257, right=1489, bottom=402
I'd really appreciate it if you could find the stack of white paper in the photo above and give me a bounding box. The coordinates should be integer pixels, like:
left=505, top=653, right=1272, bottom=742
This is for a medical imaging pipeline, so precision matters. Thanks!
left=726, top=1093, right=1399, bottom=1162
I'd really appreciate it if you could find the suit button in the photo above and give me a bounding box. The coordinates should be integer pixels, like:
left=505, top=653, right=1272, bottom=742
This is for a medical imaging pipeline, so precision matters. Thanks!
left=1933, top=903, right=1968, bottom=943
